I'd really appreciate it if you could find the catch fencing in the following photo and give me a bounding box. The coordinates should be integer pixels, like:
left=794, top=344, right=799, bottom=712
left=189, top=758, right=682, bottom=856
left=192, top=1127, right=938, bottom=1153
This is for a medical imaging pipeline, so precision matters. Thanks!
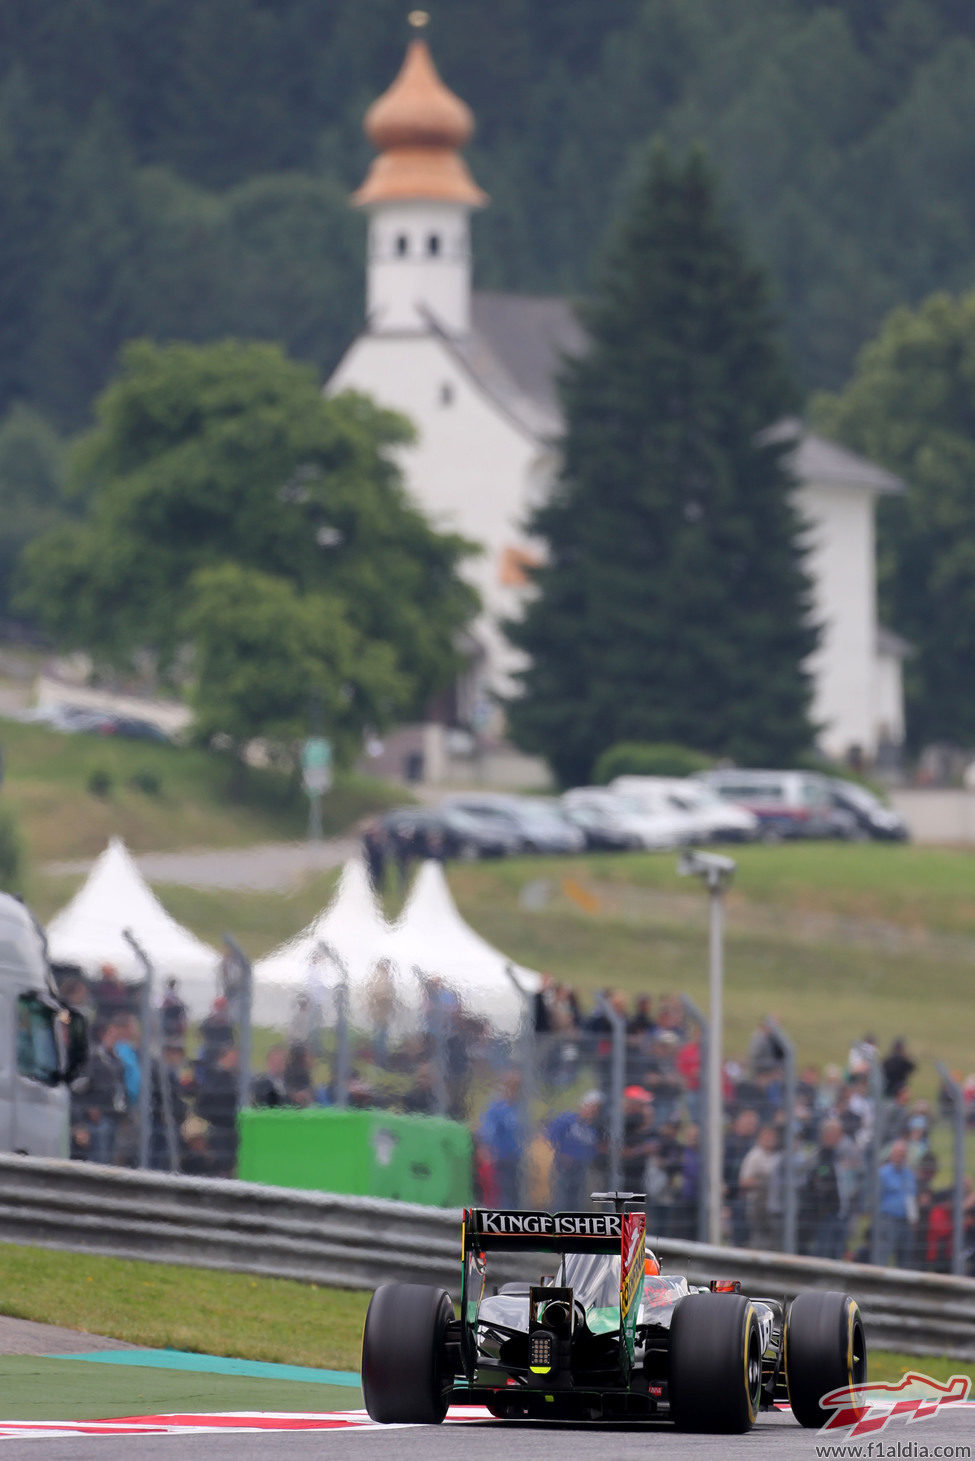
left=0, top=1154, right=973, bottom=1360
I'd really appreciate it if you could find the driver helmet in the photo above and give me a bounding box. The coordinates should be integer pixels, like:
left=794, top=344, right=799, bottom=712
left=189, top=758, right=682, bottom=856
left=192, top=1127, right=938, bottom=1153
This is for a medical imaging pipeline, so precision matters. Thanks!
left=645, top=1248, right=661, bottom=1276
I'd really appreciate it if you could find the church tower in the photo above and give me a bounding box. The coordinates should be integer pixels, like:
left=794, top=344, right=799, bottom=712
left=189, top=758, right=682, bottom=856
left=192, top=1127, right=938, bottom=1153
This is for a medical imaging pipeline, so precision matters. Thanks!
left=352, top=18, right=487, bottom=336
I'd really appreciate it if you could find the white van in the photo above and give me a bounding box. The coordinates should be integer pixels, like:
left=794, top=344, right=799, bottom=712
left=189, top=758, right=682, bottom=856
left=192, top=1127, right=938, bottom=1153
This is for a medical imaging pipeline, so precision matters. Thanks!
left=0, top=893, right=87, bottom=1156
left=696, top=770, right=856, bottom=841
left=611, top=776, right=759, bottom=842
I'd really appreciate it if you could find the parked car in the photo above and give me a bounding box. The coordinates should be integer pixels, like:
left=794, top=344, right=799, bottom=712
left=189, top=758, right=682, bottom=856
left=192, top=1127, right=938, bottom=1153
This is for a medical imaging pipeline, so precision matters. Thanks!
left=561, top=787, right=690, bottom=850
left=443, top=795, right=585, bottom=855
left=612, top=776, right=759, bottom=843
left=381, top=806, right=519, bottom=860
left=698, top=769, right=858, bottom=841
left=827, top=779, right=909, bottom=841
left=558, top=799, right=642, bottom=851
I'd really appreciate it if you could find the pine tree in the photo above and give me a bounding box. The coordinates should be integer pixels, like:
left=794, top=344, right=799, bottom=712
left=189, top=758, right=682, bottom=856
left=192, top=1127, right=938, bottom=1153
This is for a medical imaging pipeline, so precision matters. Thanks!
left=506, top=145, right=817, bottom=786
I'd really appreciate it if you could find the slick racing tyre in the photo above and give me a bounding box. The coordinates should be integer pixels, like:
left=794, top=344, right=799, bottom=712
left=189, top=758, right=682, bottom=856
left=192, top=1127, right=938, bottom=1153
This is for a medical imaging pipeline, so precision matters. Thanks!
left=361, top=1282, right=453, bottom=1424
left=784, top=1290, right=867, bottom=1428
left=668, top=1292, right=763, bottom=1433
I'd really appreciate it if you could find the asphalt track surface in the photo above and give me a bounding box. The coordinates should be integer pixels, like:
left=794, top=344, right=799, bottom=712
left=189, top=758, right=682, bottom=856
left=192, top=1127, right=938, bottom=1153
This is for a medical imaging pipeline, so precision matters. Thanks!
left=1, top=1405, right=973, bottom=1461
left=0, top=1320, right=971, bottom=1461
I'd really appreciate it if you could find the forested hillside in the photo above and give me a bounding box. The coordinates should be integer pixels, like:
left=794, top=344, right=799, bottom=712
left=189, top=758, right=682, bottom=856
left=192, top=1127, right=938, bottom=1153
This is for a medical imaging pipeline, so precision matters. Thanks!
left=2, top=0, right=975, bottom=431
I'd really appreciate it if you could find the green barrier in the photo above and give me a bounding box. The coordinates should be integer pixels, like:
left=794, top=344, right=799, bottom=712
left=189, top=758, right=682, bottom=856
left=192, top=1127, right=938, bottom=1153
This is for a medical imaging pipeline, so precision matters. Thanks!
left=237, top=1106, right=473, bottom=1208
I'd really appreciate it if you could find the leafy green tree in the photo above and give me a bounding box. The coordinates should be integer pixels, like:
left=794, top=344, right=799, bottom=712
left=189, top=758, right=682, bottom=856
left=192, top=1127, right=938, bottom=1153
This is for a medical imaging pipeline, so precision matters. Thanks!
left=184, top=563, right=406, bottom=767
left=19, top=339, right=477, bottom=724
left=813, top=288, right=975, bottom=747
left=507, top=146, right=816, bottom=786
left=0, top=406, right=66, bottom=619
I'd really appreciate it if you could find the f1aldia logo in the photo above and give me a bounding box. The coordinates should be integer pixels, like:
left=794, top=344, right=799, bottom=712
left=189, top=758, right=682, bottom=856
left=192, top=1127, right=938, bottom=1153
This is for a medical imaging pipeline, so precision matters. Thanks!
left=818, top=1372, right=972, bottom=1439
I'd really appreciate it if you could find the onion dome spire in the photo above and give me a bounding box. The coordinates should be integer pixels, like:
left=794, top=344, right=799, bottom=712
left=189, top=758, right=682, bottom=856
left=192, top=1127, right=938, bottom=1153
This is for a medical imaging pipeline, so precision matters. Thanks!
left=353, top=28, right=487, bottom=208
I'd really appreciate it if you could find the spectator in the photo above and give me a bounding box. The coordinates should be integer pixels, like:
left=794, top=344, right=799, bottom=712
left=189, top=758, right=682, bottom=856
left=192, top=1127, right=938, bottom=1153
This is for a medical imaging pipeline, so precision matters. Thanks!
left=83, top=1019, right=129, bottom=1164
left=621, top=1086, right=655, bottom=1193
left=283, top=1042, right=315, bottom=1106
left=738, top=1124, right=781, bottom=1250
left=478, top=1071, right=525, bottom=1208
left=218, top=942, right=247, bottom=1025
left=724, top=1108, right=760, bottom=1247
left=748, top=1018, right=786, bottom=1079
left=159, top=978, right=188, bottom=1042
left=882, top=1037, right=915, bottom=1099
left=362, top=819, right=388, bottom=891
left=675, top=1032, right=703, bottom=1122
left=546, top=1091, right=603, bottom=1210
left=91, top=964, right=132, bottom=1022
left=877, top=1138, right=918, bottom=1268
left=197, top=996, right=235, bottom=1078
left=402, top=1061, right=441, bottom=1116
left=251, top=1045, right=289, bottom=1108
left=642, top=1030, right=684, bottom=1124
left=366, top=958, right=396, bottom=1070
left=801, top=1118, right=847, bottom=1259
left=848, top=1033, right=878, bottom=1077
left=672, top=1124, right=701, bottom=1239
left=195, top=1045, right=240, bottom=1176
left=180, top=1115, right=217, bottom=1177
left=642, top=1135, right=674, bottom=1237
left=113, top=1013, right=143, bottom=1166
left=148, top=1043, right=188, bottom=1171
left=879, top=1085, right=912, bottom=1146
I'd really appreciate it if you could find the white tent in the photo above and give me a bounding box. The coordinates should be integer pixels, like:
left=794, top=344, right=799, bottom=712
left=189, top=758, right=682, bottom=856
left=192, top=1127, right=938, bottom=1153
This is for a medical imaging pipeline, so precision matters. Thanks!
left=250, top=857, right=390, bottom=1028
left=250, top=858, right=540, bottom=1039
left=46, top=837, right=220, bottom=1017
left=385, top=860, right=540, bottom=1037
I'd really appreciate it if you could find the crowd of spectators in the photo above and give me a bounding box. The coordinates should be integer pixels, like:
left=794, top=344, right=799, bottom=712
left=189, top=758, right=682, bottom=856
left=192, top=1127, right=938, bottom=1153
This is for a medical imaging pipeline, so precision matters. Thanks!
left=474, top=987, right=975, bottom=1276
left=54, top=956, right=975, bottom=1275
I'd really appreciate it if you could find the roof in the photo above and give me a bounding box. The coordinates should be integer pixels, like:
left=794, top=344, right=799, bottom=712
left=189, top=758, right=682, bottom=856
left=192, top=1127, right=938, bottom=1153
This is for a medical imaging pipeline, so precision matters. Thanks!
left=353, top=39, right=486, bottom=209
left=767, top=419, right=905, bottom=495
left=430, top=291, right=584, bottom=440
left=876, top=626, right=912, bottom=659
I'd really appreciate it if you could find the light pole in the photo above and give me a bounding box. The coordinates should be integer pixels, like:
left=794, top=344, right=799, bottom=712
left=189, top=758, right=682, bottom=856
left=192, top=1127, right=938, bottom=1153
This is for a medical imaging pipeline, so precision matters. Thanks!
left=677, top=849, right=736, bottom=1246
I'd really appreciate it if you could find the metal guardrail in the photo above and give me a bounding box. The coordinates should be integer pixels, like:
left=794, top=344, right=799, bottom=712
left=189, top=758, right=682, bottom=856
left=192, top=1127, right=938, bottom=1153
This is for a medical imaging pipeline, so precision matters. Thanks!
left=0, top=1155, right=972, bottom=1360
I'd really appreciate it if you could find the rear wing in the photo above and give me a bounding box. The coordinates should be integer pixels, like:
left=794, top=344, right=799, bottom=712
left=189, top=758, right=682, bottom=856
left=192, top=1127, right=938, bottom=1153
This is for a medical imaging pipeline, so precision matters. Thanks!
left=460, top=1208, right=647, bottom=1378
left=464, top=1208, right=623, bottom=1254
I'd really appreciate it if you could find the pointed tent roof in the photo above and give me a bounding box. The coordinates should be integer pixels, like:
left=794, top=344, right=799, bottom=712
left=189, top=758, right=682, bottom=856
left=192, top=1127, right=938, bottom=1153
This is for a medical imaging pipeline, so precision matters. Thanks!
left=250, top=858, right=389, bottom=1027
left=385, top=860, right=539, bottom=1036
left=46, top=838, right=219, bottom=1015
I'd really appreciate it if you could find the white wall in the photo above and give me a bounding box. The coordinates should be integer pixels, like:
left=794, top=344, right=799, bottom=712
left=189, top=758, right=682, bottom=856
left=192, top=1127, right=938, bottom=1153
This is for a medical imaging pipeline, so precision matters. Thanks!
left=796, top=479, right=878, bottom=759
left=873, top=651, right=906, bottom=747
left=366, top=202, right=473, bottom=335
left=329, top=332, right=550, bottom=695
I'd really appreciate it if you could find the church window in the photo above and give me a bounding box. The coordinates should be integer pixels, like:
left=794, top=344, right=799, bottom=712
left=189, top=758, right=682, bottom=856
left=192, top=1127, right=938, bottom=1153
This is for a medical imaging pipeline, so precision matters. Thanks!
left=427, top=233, right=441, bottom=256
left=395, top=234, right=409, bottom=256
left=439, top=381, right=454, bottom=406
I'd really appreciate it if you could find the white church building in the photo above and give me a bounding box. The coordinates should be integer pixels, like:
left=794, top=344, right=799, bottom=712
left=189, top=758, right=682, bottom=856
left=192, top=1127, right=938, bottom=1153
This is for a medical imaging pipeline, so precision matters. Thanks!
left=328, top=32, right=907, bottom=778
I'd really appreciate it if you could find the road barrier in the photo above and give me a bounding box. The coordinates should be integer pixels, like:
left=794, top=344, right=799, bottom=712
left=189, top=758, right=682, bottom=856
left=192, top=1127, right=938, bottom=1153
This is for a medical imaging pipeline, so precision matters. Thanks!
left=0, top=1154, right=972, bottom=1360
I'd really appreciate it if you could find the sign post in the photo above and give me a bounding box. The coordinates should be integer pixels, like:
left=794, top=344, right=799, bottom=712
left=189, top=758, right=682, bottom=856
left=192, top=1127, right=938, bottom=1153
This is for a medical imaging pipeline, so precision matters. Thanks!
left=301, top=736, right=332, bottom=842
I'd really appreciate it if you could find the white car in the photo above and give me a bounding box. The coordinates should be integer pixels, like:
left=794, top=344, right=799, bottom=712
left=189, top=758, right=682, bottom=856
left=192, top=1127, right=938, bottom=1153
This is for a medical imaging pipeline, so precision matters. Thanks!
left=611, top=776, right=759, bottom=843
left=561, top=787, right=690, bottom=850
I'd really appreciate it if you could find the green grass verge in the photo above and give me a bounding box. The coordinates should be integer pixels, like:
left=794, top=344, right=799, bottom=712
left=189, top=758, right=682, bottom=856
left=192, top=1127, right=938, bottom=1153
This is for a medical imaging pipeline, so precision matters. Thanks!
left=0, top=1243, right=368, bottom=1370
left=0, top=1242, right=966, bottom=1388
left=0, top=713, right=405, bottom=865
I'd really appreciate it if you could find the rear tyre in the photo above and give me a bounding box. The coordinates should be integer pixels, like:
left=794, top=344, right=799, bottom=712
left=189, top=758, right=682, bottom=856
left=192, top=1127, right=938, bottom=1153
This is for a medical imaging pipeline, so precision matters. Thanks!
left=668, top=1293, right=763, bottom=1433
left=361, top=1283, right=453, bottom=1424
left=784, top=1291, right=867, bottom=1428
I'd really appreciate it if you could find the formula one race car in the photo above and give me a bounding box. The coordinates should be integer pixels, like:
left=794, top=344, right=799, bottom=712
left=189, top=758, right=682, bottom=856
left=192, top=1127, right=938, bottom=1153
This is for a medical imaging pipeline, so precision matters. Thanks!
left=361, top=1194, right=867, bottom=1432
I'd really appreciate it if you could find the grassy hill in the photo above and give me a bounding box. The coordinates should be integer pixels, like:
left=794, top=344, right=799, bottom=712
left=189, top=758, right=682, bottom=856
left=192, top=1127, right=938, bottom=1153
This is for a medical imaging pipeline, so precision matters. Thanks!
left=0, top=715, right=403, bottom=865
